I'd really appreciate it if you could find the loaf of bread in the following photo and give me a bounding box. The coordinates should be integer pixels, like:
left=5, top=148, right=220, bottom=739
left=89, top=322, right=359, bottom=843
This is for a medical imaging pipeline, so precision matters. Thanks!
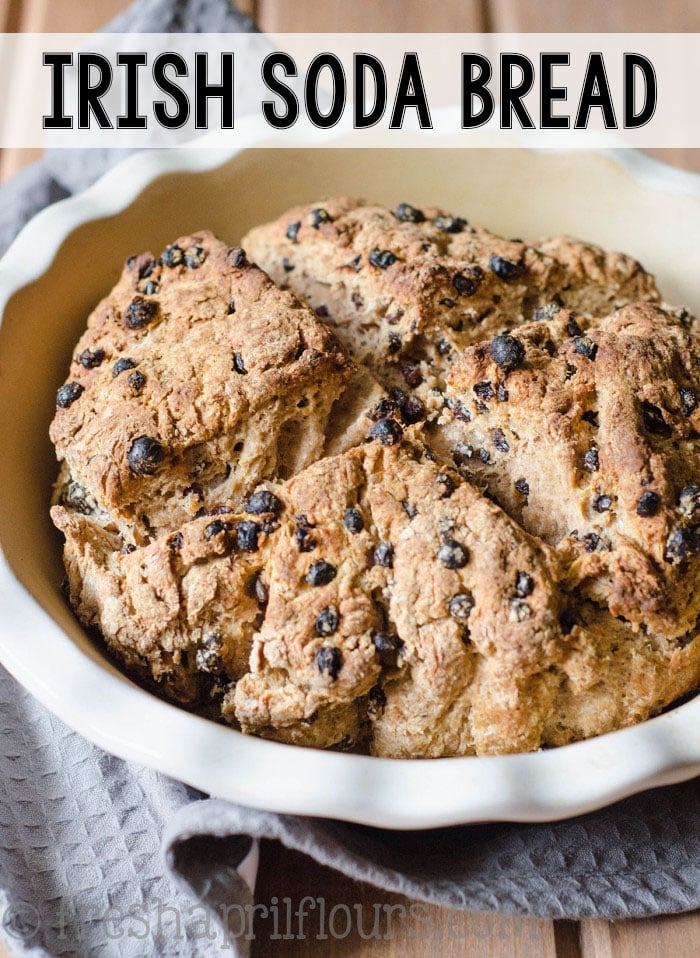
left=50, top=203, right=700, bottom=757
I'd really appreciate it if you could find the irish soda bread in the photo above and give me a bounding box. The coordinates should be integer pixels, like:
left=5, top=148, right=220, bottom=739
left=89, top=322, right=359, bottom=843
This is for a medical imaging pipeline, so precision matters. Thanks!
left=50, top=203, right=700, bottom=757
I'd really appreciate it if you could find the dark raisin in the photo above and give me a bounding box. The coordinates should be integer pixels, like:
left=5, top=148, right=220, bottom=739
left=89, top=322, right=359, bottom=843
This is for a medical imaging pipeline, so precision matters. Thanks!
left=573, top=336, right=598, bottom=361
left=478, top=447, right=491, bottom=464
left=127, top=370, right=145, bottom=393
left=170, top=532, right=183, bottom=552
left=583, top=533, right=600, bottom=552
left=184, top=245, right=206, bottom=268
left=140, top=280, right=159, bottom=296
left=582, top=410, right=599, bottom=426
left=473, top=381, right=495, bottom=401
left=367, top=685, right=387, bottom=718
left=343, top=507, right=364, bottom=533
left=367, top=398, right=398, bottom=422
left=205, top=519, right=229, bottom=541
left=387, top=332, right=402, bottom=354
left=454, top=442, right=474, bottom=465
left=56, top=382, right=84, bottom=408
left=665, top=527, right=700, bottom=565
left=123, top=297, right=158, bottom=330
left=196, top=632, right=223, bottom=674
left=437, top=338, right=452, bottom=356
left=448, top=592, right=474, bottom=621
left=161, top=244, right=184, bottom=267
left=282, top=257, right=294, bottom=273
left=113, top=357, right=136, bottom=377
left=565, top=317, right=583, bottom=337
left=515, top=572, right=534, bottom=597
left=593, top=493, right=613, bottom=513
left=315, top=305, right=329, bottom=318
left=255, top=576, right=269, bottom=604
left=437, top=538, right=469, bottom=569
left=583, top=448, right=599, bottom=472
left=244, top=490, right=282, bottom=515
left=315, top=606, right=340, bottom=637
left=233, top=353, right=247, bottom=375
left=636, top=491, right=660, bottom=517
left=236, top=520, right=259, bottom=552
left=515, top=477, right=530, bottom=496
left=228, top=247, right=247, bottom=269
left=370, top=417, right=403, bottom=445
left=310, top=208, right=332, bottom=229
left=435, top=215, right=466, bottom=234
left=436, top=472, right=455, bottom=498
left=306, top=561, right=337, bottom=587
left=397, top=394, right=425, bottom=425
left=679, top=486, right=700, bottom=520
left=641, top=401, right=672, bottom=438
left=77, top=346, right=104, bottom=369
left=372, top=632, right=403, bottom=664
left=285, top=221, right=301, bottom=243
left=489, top=255, right=524, bottom=281
left=228, top=301, right=236, bottom=314
left=395, top=202, right=425, bottom=223
left=295, top=523, right=316, bottom=552
left=492, top=428, right=510, bottom=453
left=402, top=500, right=417, bottom=518
left=400, top=363, right=423, bottom=389
left=533, top=302, right=561, bottom=322
left=369, top=248, right=398, bottom=269
left=373, top=541, right=393, bottom=568
left=453, top=271, right=480, bottom=297
left=127, top=436, right=164, bottom=475
left=490, top=334, right=525, bottom=373
left=680, top=387, right=697, bottom=417
left=497, top=380, right=509, bottom=402
left=450, top=399, right=472, bottom=422
left=316, top=646, right=342, bottom=679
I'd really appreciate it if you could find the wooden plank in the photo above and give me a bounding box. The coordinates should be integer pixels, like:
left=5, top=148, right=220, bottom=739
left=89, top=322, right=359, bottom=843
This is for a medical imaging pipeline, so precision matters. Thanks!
left=0, top=0, right=22, bottom=31
left=252, top=841, right=558, bottom=957
left=489, top=0, right=700, bottom=31
left=257, top=0, right=485, bottom=33
left=581, top=913, right=700, bottom=958
left=17, top=0, right=130, bottom=32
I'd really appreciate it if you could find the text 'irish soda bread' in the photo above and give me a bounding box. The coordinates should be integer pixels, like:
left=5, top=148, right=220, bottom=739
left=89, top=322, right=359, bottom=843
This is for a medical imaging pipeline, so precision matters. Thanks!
left=50, top=207, right=700, bottom=757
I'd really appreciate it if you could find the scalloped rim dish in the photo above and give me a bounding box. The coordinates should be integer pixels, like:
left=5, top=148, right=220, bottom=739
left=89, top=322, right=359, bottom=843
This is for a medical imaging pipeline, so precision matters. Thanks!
left=1, top=128, right=700, bottom=829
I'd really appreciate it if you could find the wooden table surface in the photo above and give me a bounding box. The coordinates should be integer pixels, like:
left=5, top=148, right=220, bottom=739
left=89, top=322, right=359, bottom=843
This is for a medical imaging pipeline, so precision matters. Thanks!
left=1, top=2, right=699, bottom=956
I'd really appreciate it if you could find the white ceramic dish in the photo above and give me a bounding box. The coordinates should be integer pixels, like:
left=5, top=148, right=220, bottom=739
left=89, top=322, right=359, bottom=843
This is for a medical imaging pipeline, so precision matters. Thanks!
left=1, top=134, right=700, bottom=830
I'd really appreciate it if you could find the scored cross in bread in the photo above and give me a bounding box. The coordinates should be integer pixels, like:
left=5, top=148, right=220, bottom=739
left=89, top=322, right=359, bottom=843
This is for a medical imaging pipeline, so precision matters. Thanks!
left=243, top=196, right=660, bottom=405
left=50, top=207, right=700, bottom=757
left=442, top=301, right=700, bottom=639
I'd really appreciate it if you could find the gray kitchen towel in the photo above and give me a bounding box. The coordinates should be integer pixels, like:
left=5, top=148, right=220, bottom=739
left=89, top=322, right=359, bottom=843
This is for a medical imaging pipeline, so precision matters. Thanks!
left=2, top=2, right=700, bottom=956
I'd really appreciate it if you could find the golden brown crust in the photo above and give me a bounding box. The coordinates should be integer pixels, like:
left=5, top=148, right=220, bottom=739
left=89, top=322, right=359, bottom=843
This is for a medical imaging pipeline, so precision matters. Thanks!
left=50, top=232, right=356, bottom=542
left=49, top=214, right=700, bottom=758
left=243, top=197, right=659, bottom=398
left=443, top=301, right=700, bottom=638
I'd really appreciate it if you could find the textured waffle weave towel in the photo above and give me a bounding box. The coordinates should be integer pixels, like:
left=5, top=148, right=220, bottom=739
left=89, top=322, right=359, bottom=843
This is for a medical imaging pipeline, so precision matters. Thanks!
left=2, top=3, right=700, bottom=956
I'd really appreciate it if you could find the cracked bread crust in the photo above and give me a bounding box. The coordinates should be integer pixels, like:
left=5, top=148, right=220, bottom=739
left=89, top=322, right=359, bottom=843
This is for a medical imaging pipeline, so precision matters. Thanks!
left=50, top=231, right=355, bottom=543
left=242, top=197, right=659, bottom=399
left=49, top=210, right=700, bottom=758
left=442, top=301, right=700, bottom=639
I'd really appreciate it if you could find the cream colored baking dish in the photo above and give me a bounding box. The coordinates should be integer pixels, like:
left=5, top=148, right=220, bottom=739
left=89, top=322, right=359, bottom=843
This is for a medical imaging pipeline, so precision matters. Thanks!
left=1, top=132, right=700, bottom=828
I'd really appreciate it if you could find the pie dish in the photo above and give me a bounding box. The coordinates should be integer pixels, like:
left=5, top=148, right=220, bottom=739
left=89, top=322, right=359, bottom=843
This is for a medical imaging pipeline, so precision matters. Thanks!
left=1, top=132, right=700, bottom=826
